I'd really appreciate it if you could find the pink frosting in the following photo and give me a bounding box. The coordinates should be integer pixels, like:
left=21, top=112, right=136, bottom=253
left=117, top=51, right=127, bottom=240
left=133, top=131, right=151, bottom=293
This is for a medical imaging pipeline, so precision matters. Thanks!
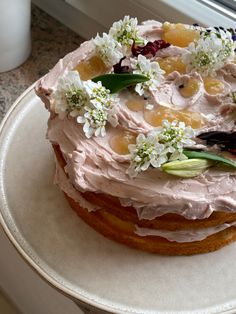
left=35, top=21, right=236, bottom=221
left=135, top=222, right=236, bottom=243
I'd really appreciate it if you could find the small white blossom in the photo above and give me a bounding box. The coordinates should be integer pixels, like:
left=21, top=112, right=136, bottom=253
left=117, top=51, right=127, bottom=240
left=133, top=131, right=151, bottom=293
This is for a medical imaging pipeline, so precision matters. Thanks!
left=84, top=80, right=118, bottom=110
left=77, top=104, right=108, bottom=138
left=128, top=120, right=196, bottom=176
left=93, top=33, right=123, bottom=67
left=77, top=103, right=118, bottom=138
left=130, top=54, right=165, bottom=97
left=216, top=28, right=236, bottom=62
left=151, top=120, right=196, bottom=161
left=109, top=16, right=145, bottom=53
left=183, top=28, right=236, bottom=76
left=53, top=71, right=89, bottom=118
left=128, top=133, right=167, bottom=177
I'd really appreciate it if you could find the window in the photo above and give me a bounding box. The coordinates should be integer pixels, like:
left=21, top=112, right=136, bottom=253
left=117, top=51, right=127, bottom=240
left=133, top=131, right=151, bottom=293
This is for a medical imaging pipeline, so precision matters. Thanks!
left=216, top=0, right=236, bottom=11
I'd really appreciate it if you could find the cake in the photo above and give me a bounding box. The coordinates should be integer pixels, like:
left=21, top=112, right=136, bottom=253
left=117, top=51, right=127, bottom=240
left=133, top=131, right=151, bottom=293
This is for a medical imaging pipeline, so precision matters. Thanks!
left=35, top=17, right=236, bottom=255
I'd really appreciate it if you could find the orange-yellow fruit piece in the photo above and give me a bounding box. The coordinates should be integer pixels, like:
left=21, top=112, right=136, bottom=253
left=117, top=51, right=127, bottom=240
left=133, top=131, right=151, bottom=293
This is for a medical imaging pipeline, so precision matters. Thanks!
left=126, top=97, right=146, bottom=112
left=144, top=106, right=203, bottom=129
left=203, top=77, right=224, bottom=95
left=158, top=56, right=186, bottom=75
left=75, top=55, right=107, bottom=80
left=179, top=79, right=200, bottom=98
left=109, top=131, right=136, bottom=155
left=162, top=22, right=200, bottom=47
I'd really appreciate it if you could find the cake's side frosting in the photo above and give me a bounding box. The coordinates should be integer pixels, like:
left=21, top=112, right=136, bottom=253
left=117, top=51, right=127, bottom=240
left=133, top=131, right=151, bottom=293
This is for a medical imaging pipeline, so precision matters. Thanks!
left=35, top=18, right=236, bottom=253
left=48, top=114, right=236, bottom=220
left=56, top=155, right=236, bottom=243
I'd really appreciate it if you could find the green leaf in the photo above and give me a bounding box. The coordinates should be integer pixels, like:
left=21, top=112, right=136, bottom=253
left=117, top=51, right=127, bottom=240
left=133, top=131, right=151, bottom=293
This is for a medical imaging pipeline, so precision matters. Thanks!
left=92, top=73, right=149, bottom=93
left=183, top=150, right=236, bottom=169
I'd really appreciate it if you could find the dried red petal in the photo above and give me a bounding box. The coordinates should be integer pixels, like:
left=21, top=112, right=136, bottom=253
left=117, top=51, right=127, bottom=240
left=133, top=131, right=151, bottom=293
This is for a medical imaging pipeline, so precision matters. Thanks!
left=229, top=149, right=236, bottom=155
left=132, top=40, right=170, bottom=57
left=113, top=57, right=130, bottom=74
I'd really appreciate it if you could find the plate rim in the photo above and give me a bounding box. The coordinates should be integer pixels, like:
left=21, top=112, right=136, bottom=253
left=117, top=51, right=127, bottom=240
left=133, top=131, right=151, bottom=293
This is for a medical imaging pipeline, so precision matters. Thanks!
left=1, top=84, right=236, bottom=314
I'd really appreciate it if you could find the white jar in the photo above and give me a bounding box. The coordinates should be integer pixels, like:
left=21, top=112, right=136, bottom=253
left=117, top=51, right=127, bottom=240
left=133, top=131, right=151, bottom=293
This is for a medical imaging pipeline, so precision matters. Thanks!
left=0, top=0, right=31, bottom=73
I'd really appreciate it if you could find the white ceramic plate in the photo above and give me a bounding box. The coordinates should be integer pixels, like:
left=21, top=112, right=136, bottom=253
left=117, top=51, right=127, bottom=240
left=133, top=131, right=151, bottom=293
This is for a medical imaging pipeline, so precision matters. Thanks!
left=1, top=85, right=236, bottom=314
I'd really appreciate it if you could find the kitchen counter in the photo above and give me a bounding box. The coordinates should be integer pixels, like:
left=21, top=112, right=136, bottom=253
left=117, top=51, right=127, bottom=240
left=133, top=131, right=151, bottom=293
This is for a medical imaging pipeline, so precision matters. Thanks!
left=0, top=5, right=85, bottom=314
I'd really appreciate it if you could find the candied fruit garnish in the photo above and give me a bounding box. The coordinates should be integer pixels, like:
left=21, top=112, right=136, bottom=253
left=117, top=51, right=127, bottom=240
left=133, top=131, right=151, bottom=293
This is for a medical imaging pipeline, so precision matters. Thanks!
left=179, top=79, right=200, bottom=98
left=158, top=56, right=186, bottom=75
left=126, top=95, right=146, bottom=112
left=162, top=22, right=200, bottom=47
left=203, top=77, right=224, bottom=95
left=75, top=55, right=107, bottom=80
left=144, top=106, right=203, bottom=128
left=109, top=131, right=136, bottom=155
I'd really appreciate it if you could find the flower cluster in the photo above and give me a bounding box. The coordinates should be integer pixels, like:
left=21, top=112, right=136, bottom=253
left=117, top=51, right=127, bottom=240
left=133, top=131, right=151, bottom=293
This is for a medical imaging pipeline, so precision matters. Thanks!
left=128, top=120, right=196, bottom=176
left=93, top=33, right=123, bottom=67
left=130, top=54, right=165, bottom=97
left=53, top=71, right=89, bottom=118
left=93, top=16, right=145, bottom=66
left=53, top=71, right=118, bottom=138
left=151, top=120, right=196, bottom=161
left=128, top=133, right=167, bottom=177
left=183, top=28, right=236, bottom=76
left=109, top=16, right=144, bottom=50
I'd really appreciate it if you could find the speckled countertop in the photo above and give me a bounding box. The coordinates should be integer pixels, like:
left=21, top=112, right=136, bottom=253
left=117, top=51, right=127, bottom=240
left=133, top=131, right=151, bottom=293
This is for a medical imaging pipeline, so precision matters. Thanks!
left=0, top=5, right=86, bottom=314
left=0, top=5, right=84, bottom=122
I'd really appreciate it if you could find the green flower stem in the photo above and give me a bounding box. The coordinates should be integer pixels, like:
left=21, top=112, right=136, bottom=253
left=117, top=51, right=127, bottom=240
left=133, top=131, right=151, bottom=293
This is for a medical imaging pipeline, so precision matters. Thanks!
left=183, top=150, right=236, bottom=169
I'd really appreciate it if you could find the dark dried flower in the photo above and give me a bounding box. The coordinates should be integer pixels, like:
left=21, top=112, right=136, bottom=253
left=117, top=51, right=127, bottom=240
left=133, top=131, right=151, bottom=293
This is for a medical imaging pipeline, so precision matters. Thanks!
left=131, top=40, right=171, bottom=57
left=197, top=131, right=236, bottom=151
left=113, top=57, right=130, bottom=74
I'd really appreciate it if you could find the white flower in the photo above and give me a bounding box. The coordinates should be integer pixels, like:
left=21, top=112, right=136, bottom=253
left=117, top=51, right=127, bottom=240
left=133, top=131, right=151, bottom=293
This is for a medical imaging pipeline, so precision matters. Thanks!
left=53, top=71, right=89, bottom=118
left=130, top=54, right=165, bottom=97
left=93, top=33, right=123, bottom=67
left=216, top=28, right=236, bottom=62
left=109, top=16, right=145, bottom=52
left=151, top=120, right=196, bottom=161
left=183, top=28, right=236, bottom=76
left=77, top=103, right=118, bottom=138
left=77, top=104, right=108, bottom=138
left=84, top=80, right=119, bottom=110
left=128, top=120, right=196, bottom=176
left=127, top=133, right=167, bottom=177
